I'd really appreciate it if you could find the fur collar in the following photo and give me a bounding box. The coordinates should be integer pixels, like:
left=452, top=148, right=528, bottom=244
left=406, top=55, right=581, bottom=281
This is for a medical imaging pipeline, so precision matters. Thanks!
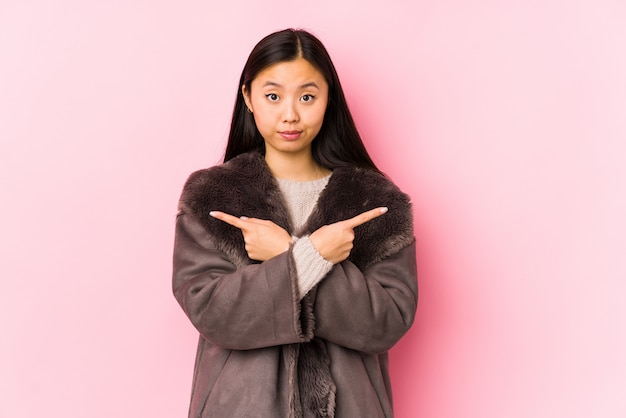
left=179, top=152, right=414, bottom=269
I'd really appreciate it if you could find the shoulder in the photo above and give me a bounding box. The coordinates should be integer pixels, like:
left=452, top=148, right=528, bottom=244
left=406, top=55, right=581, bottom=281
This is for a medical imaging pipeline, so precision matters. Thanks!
left=178, top=152, right=269, bottom=215
left=324, top=166, right=412, bottom=221
left=181, top=153, right=266, bottom=196
left=335, top=165, right=408, bottom=193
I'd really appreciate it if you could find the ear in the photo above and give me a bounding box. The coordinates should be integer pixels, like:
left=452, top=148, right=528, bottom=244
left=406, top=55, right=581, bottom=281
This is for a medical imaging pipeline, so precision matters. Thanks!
left=241, top=85, right=252, bottom=111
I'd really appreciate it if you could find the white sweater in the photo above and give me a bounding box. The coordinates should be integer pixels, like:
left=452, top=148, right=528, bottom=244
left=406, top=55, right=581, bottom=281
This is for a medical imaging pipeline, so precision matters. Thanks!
left=275, top=176, right=334, bottom=299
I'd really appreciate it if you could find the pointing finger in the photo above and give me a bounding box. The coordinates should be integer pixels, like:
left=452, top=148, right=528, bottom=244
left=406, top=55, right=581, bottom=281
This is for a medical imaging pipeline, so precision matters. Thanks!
left=209, top=211, right=247, bottom=230
left=344, top=207, right=388, bottom=229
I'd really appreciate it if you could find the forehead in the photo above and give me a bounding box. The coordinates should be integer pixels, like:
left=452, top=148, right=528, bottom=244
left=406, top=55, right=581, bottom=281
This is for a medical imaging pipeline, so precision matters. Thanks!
left=253, top=58, right=327, bottom=88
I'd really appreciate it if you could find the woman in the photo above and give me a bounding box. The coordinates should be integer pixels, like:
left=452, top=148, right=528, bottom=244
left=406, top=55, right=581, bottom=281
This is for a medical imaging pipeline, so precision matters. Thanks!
left=173, top=28, right=417, bottom=418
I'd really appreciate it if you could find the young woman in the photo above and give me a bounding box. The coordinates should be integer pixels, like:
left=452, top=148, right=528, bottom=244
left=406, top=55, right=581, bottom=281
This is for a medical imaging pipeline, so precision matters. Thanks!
left=173, top=28, right=417, bottom=418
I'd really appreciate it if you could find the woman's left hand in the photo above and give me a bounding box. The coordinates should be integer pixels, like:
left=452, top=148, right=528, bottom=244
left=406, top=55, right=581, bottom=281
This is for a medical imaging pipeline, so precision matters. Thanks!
left=209, top=211, right=292, bottom=261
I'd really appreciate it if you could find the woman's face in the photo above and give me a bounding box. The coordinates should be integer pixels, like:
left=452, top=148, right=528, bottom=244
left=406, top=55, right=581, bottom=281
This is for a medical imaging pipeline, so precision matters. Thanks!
left=243, top=58, right=329, bottom=160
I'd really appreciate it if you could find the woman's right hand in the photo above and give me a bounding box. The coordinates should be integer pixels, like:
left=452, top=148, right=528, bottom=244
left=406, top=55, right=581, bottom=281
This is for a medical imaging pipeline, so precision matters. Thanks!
left=309, top=207, right=388, bottom=264
left=209, top=211, right=292, bottom=261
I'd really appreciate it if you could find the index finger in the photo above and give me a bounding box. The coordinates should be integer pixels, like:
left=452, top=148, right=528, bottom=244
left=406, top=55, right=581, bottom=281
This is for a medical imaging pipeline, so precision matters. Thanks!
left=344, top=207, right=388, bottom=229
left=209, top=211, right=246, bottom=230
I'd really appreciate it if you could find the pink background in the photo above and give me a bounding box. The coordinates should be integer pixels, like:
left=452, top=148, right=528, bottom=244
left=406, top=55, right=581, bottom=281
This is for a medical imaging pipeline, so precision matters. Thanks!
left=1, top=1, right=625, bottom=417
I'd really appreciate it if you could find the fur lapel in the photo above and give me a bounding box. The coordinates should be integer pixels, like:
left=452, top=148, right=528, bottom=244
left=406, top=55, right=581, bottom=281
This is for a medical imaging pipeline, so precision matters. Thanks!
left=303, top=163, right=414, bottom=270
left=178, top=152, right=414, bottom=270
left=179, top=152, right=291, bottom=268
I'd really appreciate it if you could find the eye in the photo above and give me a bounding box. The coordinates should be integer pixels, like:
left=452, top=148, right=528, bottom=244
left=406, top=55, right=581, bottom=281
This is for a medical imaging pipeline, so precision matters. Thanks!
left=265, top=93, right=279, bottom=102
left=301, top=94, right=315, bottom=103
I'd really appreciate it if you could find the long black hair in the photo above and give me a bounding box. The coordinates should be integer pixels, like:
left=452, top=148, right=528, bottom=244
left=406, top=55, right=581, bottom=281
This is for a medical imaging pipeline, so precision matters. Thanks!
left=223, top=28, right=380, bottom=173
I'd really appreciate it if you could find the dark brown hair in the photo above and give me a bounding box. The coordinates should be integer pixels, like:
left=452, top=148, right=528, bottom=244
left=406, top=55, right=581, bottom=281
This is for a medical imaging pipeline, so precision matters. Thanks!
left=223, top=28, right=379, bottom=173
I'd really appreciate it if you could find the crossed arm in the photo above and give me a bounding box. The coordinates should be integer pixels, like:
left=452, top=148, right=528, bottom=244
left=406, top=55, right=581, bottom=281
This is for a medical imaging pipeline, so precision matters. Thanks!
left=208, top=206, right=389, bottom=263
left=172, top=208, right=417, bottom=352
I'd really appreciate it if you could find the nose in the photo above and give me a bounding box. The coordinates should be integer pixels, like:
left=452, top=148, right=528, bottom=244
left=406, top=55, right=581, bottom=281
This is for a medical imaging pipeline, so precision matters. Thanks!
left=282, top=100, right=299, bottom=123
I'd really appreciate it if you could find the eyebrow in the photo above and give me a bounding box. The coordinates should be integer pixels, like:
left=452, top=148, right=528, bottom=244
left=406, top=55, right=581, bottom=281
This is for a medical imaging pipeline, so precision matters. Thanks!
left=262, top=81, right=320, bottom=89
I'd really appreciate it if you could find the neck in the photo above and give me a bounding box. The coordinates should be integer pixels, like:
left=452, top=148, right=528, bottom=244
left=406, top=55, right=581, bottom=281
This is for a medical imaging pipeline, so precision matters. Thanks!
left=264, top=150, right=330, bottom=181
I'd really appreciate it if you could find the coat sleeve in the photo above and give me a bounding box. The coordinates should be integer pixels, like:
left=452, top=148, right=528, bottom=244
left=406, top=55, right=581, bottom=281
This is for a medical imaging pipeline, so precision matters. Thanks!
left=311, top=240, right=418, bottom=354
left=172, top=212, right=314, bottom=350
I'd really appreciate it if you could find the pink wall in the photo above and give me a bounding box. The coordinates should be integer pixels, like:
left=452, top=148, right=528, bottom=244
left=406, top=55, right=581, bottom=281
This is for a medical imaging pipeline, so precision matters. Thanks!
left=1, top=1, right=625, bottom=417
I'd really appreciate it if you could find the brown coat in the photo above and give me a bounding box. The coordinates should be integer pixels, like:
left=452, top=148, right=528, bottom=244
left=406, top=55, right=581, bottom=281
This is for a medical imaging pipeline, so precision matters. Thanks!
left=173, top=152, right=418, bottom=417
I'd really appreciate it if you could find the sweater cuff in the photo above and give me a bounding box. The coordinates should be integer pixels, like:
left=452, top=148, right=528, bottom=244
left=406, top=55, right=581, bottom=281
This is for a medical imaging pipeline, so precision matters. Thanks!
left=292, top=236, right=334, bottom=299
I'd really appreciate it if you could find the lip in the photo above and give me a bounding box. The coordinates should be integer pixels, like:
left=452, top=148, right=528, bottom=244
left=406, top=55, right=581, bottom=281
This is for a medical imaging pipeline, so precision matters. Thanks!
left=278, top=130, right=302, bottom=140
